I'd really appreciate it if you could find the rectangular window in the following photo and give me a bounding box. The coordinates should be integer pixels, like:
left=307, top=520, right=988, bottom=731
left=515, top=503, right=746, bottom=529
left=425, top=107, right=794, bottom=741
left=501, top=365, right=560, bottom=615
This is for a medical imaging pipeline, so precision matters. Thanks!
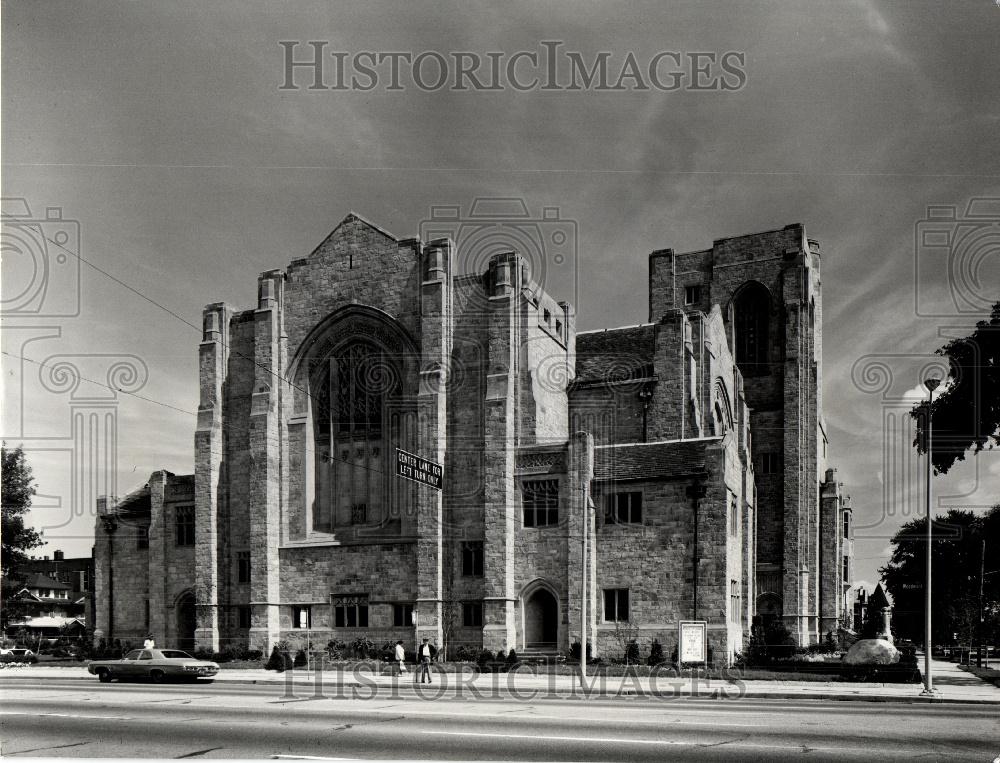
left=522, top=479, right=559, bottom=528
left=137, top=526, right=149, bottom=550
left=294, top=605, right=311, bottom=629
left=759, top=452, right=780, bottom=475
left=462, top=541, right=484, bottom=576
left=175, top=505, right=195, bottom=546
left=238, top=605, right=251, bottom=629
left=392, top=603, right=413, bottom=627
left=351, top=503, right=367, bottom=525
left=843, top=513, right=851, bottom=540
left=729, top=495, right=739, bottom=536
left=333, top=595, right=369, bottom=628
left=603, top=588, right=629, bottom=622
left=842, top=556, right=850, bottom=582
left=730, top=580, right=742, bottom=622
left=144, top=599, right=150, bottom=630
left=605, top=492, right=642, bottom=524
left=237, top=551, right=251, bottom=584
left=462, top=601, right=483, bottom=627
left=685, top=285, right=701, bottom=305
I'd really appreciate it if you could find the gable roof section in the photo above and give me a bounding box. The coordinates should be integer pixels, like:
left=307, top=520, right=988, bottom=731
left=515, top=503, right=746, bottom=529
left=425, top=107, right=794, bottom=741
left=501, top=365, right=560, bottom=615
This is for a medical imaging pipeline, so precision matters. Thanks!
left=593, top=439, right=711, bottom=482
left=574, top=324, right=655, bottom=385
left=22, top=573, right=71, bottom=591
left=307, top=212, right=398, bottom=259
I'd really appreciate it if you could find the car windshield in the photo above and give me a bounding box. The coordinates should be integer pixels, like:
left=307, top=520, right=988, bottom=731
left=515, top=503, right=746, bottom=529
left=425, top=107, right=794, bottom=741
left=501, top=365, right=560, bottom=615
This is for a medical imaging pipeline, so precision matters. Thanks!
left=160, top=650, right=193, bottom=659
left=124, top=650, right=143, bottom=660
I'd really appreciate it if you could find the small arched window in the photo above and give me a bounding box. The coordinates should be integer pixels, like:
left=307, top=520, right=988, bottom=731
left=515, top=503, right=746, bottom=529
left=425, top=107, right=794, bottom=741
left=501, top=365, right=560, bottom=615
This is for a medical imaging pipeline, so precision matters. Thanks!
left=733, top=283, right=770, bottom=376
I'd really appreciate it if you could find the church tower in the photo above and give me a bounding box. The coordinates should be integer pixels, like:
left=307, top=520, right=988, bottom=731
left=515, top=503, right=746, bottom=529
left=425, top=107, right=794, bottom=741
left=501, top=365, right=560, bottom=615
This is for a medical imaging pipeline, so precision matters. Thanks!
left=649, top=224, right=841, bottom=644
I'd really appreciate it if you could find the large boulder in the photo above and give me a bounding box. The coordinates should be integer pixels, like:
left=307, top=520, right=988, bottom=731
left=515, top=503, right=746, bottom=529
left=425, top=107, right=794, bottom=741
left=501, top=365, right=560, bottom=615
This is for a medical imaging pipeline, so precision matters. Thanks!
left=844, top=638, right=900, bottom=665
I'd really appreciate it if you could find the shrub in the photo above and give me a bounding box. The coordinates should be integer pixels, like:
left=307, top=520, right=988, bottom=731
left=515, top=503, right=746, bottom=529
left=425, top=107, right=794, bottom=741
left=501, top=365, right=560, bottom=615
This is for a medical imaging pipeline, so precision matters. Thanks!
left=325, top=639, right=347, bottom=660
left=452, top=644, right=479, bottom=662
left=476, top=649, right=495, bottom=672
left=506, top=648, right=519, bottom=668
left=824, top=630, right=838, bottom=652
left=569, top=641, right=593, bottom=663
left=293, top=649, right=307, bottom=668
left=624, top=640, right=641, bottom=665
left=764, top=622, right=796, bottom=661
left=648, top=639, right=666, bottom=666
left=218, top=643, right=263, bottom=662
left=265, top=645, right=291, bottom=672
left=495, top=649, right=507, bottom=663
left=351, top=637, right=377, bottom=659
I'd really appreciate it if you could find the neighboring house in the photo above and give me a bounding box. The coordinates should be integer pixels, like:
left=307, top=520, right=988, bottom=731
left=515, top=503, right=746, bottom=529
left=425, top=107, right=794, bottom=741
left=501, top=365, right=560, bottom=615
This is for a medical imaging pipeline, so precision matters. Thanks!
left=13, top=550, right=95, bottom=632
left=6, top=571, right=87, bottom=640
left=94, top=213, right=855, bottom=664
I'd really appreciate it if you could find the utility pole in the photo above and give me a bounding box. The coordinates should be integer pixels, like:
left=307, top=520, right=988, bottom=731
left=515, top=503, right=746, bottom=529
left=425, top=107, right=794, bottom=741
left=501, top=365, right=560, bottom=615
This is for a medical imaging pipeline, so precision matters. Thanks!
left=580, top=481, right=590, bottom=683
left=921, top=377, right=940, bottom=697
left=979, top=539, right=985, bottom=669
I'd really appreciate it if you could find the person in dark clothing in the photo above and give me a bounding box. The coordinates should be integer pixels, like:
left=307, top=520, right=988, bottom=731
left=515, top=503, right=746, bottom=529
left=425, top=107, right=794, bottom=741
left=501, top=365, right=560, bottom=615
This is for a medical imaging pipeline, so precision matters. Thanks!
left=416, top=637, right=437, bottom=684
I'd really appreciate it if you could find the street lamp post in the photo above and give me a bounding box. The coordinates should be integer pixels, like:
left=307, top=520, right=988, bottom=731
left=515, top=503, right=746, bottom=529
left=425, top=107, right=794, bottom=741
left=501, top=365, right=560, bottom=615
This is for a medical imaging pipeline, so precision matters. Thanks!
left=580, top=482, right=591, bottom=683
left=922, top=377, right=940, bottom=696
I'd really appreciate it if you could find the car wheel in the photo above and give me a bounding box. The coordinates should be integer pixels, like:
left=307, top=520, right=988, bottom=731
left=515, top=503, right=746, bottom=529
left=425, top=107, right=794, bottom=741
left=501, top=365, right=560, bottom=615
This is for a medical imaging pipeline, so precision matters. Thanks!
left=97, top=668, right=112, bottom=683
left=150, top=669, right=166, bottom=684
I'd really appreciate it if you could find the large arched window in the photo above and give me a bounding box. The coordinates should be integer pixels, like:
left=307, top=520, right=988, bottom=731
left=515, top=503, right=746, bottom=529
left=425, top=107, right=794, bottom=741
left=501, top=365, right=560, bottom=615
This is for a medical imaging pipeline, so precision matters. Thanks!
left=733, top=283, right=771, bottom=376
left=312, top=341, right=399, bottom=533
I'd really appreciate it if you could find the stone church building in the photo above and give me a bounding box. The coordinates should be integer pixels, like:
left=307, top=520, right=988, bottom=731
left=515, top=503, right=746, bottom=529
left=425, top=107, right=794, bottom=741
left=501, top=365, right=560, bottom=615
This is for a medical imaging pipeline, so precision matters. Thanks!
left=94, top=213, right=854, bottom=663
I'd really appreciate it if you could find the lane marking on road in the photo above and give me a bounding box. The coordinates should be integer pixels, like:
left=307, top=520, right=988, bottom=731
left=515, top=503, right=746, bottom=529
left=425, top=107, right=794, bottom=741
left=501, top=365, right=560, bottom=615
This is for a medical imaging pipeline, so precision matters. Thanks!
left=0, top=711, right=133, bottom=721
left=417, top=729, right=953, bottom=755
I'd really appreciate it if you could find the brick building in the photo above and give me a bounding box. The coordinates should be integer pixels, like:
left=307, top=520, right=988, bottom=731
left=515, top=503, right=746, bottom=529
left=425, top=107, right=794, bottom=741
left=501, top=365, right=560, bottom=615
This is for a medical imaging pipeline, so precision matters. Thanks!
left=94, top=214, right=853, bottom=662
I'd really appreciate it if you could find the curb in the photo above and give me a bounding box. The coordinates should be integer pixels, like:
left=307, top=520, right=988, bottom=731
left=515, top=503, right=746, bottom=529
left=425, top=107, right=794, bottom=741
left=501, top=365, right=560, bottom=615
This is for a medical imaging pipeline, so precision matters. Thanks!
left=3, top=671, right=999, bottom=705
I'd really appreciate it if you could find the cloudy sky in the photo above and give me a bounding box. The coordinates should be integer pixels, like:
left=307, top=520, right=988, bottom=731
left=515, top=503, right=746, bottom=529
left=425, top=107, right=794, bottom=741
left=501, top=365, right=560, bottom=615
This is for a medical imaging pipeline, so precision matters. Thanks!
left=3, top=0, right=998, bottom=585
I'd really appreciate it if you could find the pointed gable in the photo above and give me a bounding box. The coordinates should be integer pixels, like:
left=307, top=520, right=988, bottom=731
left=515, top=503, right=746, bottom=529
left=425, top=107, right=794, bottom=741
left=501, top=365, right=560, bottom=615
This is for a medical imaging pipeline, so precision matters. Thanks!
left=307, top=212, right=398, bottom=259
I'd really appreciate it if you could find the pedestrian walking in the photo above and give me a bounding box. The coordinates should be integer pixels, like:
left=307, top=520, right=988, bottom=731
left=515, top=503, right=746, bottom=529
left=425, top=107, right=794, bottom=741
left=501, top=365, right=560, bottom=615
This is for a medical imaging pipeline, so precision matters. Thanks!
left=394, top=640, right=407, bottom=675
left=416, top=637, right=436, bottom=684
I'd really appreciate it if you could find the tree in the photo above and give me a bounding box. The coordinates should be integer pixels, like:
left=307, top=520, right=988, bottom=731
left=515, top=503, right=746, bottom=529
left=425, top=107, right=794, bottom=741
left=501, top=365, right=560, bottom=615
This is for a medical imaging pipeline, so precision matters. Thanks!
left=611, top=616, right=641, bottom=664
left=911, top=302, right=1000, bottom=474
left=880, top=507, right=1000, bottom=645
left=1, top=445, right=44, bottom=630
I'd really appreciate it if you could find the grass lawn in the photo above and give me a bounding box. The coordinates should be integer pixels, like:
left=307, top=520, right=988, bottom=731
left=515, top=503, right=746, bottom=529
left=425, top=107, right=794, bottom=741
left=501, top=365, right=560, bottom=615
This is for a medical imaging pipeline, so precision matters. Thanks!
left=958, top=663, right=1000, bottom=687
left=221, top=660, right=845, bottom=682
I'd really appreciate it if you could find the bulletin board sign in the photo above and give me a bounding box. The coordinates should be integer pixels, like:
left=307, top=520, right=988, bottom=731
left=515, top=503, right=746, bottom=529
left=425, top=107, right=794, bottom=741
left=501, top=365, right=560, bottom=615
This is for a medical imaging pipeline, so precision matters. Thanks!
left=678, top=620, right=708, bottom=665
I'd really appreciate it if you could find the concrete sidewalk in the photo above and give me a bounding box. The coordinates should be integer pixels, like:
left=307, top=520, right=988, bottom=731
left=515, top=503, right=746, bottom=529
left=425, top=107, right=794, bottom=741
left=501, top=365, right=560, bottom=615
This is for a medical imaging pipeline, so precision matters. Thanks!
left=4, top=654, right=998, bottom=705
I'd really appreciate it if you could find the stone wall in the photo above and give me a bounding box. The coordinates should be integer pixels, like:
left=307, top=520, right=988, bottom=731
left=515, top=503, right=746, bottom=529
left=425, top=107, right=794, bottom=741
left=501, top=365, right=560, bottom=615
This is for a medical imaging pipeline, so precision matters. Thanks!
left=93, top=213, right=849, bottom=661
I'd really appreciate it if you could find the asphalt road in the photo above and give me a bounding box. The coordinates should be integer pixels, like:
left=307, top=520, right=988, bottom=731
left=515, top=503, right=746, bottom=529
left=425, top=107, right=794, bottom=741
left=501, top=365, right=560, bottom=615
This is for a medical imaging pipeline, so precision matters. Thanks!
left=1, top=678, right=998, bottom=761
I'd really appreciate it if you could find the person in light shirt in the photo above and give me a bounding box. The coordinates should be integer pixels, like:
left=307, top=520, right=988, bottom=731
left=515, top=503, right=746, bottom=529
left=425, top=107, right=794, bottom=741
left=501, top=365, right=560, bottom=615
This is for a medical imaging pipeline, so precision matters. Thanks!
left=394, top=640, right=407, bottom=675
left=143, top=635, right=155, bottom=650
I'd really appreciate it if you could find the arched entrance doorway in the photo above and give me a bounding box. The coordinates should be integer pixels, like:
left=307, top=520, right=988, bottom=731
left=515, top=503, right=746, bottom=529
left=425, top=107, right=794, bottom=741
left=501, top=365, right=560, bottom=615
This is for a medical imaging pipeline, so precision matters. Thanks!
left=756, top=593, right=782, bottom=628
left=524, top=587, right=558, bottom=649
left=176, top=592, right=196, bottom=652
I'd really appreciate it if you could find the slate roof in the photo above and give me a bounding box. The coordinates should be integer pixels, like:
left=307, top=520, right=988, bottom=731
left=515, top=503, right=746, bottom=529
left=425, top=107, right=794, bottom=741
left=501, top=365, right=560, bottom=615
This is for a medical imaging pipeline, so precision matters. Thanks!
left=574, top=325, right=655, bottom=385
left=593, top=439, right=714, bottom=482
left=22, top=573, right=71, bottom=591
left=116, top=485, right=151, bottom=516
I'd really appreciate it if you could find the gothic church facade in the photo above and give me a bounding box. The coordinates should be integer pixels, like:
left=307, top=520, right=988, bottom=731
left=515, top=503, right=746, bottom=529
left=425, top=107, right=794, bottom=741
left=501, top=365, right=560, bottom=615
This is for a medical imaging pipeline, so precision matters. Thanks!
left=94, top=214, right=853, bottom=662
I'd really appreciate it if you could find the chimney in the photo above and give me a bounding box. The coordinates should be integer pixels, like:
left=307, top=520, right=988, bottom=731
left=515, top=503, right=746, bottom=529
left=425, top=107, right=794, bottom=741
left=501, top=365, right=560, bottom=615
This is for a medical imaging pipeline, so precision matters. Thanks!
left=54, top=550, right=64, bottom=561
